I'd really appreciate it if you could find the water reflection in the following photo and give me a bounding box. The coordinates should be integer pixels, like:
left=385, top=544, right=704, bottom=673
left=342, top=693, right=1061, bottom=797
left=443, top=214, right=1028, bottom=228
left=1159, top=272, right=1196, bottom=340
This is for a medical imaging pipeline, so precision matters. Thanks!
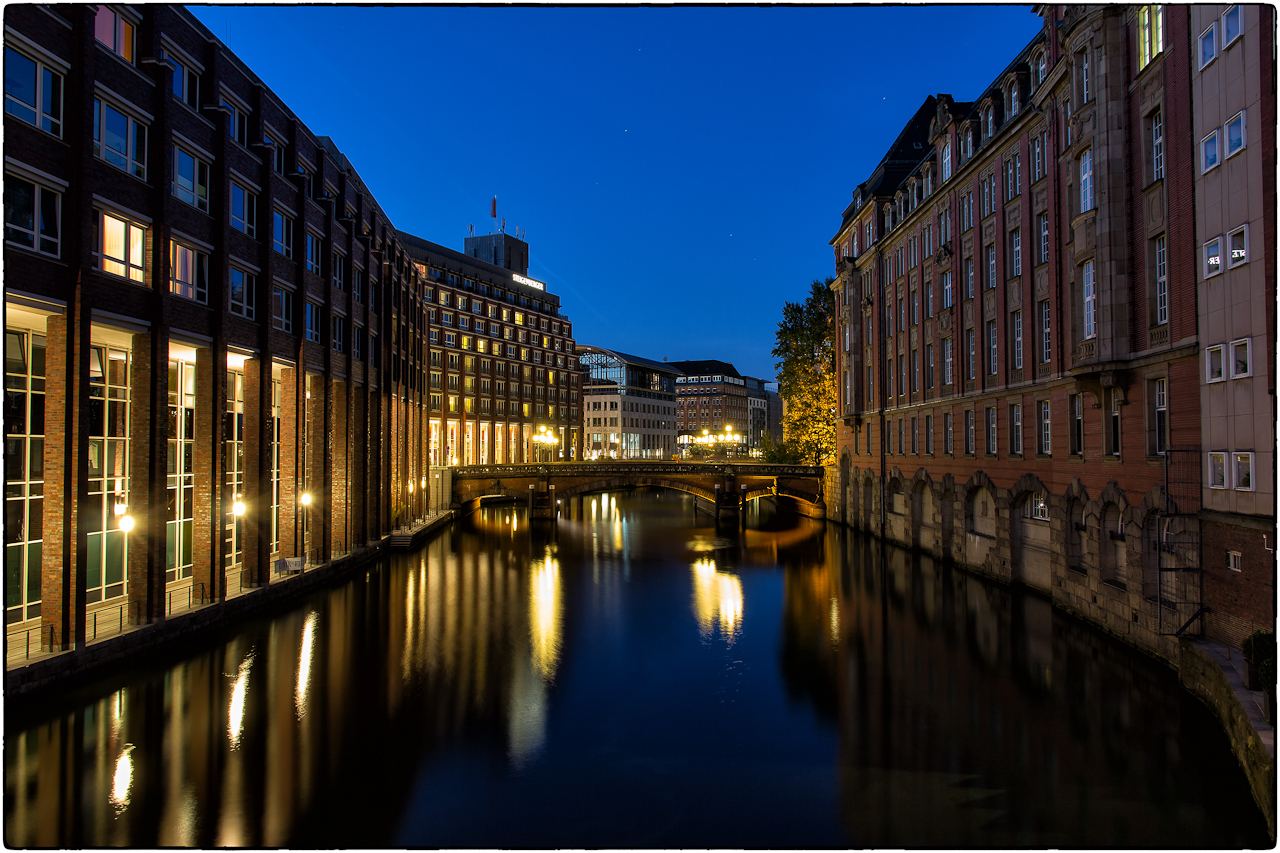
left=690, top=558, right=743, bottom=644
left=3, top=493, right=1270, bottom=848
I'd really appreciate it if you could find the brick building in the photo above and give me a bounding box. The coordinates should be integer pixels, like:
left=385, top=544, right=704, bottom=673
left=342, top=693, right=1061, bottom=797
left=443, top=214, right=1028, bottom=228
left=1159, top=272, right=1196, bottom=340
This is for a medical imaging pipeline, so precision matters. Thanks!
left=671, top=359, right=751, bottom=451
left=1190, top=4, right=1277, bottom=647
left=2, top=5, right=579, bottom=644
left=824, top=5, right=1257, bottom=661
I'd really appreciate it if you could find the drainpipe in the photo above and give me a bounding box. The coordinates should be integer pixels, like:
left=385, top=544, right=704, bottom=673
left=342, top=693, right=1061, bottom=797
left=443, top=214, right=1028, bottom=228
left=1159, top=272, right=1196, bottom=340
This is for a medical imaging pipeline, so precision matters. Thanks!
left=876, top=240, right=888, bottom=540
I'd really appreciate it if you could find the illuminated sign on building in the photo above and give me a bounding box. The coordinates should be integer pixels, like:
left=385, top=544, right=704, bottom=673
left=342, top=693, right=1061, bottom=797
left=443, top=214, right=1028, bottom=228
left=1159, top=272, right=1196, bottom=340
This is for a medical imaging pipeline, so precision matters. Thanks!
left=512, top=273, right=545, bottom=291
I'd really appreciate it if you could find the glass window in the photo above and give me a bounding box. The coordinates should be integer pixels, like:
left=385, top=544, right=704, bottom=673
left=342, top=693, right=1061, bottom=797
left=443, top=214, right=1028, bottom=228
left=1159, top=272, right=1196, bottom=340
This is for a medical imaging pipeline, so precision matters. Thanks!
left=1200, top=22, right=1218, bottom=68
left=1208, top=452, right=1227, bottom=489
left=231, top=183, right=256, bottom=237
left=172, top=147, right=209, bottom=212
left=273, top=211, right=293, bottom=258
left=1154, top=236, right=1168, bottom=324
left=97, top=211, right=145, bottom=282
left=1138, top=5, right=1164, bottom=70
left=94, top=6, right=134, bottom=63
left=229, top=268, right=255, bottom=319
left=272, top=287, right=293, bottom=333
left=221, top=97, right=247, bottom=145
left=1013, top=311, right=1023, bottom=370
left=1227, top=225, right=1248, bottom=268
left=166, top=51, right=199, bottom=109
left=1079, top=149, right=1093, bottom=212
left=1226, top=112, right=1246, bottom=157
left=1202, top=130, right=1220, bottom=172
left=304, top=301, right=322, bottom=343
left=1230, top=339, right=1251, bottom=378
left=4, top=47, right=62, bottom=136
left=1223, top=5, right=1242, bottom=46
left=1204, top=237, right=1222, bottom=278
left=169, top=241, right=207, bottom=303
left=1234, top=453, right=1253, bottom=490
left=1082, top=260, right=1096, bottom=339
left=93, top=98, right=146, bottom=179
left=4, top=176, right=60, bottom=257
left=1206, top=345, right=1225, bottom=382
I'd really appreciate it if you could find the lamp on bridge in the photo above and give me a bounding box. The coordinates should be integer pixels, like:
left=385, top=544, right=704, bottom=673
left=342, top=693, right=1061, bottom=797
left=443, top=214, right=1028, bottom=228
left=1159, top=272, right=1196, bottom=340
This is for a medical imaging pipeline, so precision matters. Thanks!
left=533, top=424, right=559, bottom=463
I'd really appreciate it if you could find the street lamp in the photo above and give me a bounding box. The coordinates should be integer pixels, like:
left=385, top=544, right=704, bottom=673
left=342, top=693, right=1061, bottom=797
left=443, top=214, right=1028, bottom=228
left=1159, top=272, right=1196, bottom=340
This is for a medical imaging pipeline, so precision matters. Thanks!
left=534, top=424, right=558, bottom=462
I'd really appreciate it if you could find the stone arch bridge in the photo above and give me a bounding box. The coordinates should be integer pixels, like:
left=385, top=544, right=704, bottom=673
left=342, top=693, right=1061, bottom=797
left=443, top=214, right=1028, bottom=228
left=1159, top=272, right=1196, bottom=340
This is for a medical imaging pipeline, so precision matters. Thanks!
left=449, top=462, right=826, bottom=520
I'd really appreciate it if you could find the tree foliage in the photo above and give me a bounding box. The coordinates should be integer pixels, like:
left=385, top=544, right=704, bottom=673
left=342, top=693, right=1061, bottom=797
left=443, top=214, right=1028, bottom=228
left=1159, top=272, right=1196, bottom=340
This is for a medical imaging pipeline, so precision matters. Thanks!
left=771, top=279, right=837, bottom=466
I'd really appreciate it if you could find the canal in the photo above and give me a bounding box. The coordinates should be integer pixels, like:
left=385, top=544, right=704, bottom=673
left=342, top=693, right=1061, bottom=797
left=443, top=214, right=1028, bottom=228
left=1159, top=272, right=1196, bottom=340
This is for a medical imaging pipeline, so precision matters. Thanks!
left=5, top=490, right=1270, bottom=847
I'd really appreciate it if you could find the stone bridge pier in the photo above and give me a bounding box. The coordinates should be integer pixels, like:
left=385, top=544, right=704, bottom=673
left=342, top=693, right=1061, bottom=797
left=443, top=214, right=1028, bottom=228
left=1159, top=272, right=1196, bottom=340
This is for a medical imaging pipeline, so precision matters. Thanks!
left=448, top=462, right=827, bottom=522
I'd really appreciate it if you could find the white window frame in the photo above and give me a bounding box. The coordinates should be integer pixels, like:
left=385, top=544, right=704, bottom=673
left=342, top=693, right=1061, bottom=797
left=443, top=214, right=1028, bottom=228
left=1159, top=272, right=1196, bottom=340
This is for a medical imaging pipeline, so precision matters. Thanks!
left=1226, top=111, right=1246, bottom=158
left=965, top=409, right=975, bottom=455
left=987, top=243, right=996, bottom=289
left=4, top=45, right=64, bottom=137
left=1040, top=215, right=1049, bottom=263
left=1010, top=403, right=1022, bottom=455
left=1079, top=149, right=1093, bottom=213
left=1206, top=344, right=1226, bottom=383
left=1230, top=338, right=1251, bottom=379
left=1151, top=109, right=1164, bottom=180
left=988, top=320, right=997, bottom=376
left=1083, top=260, right=1096, bottom=339
left=305, top=231, right=323, bottom=274
left=1202, top=130, right=1220, bottom=172
left=1227, top=550, right=1242, bottom=573
left=4, top=175, right=61, bottom=257
left=1222, top=5, right=1243, bottom=47
left=966, top=328, right=975, bottom=381
left=1041, top=300, right=1051, bottom=363
left=228, top=267, right=255, bottom=319
left=94, top=6, right=136, bottom=64
left=1012, top=230, right=1022, bottom=277
left=1153, top=377, right=1168, bottom=455
left=944, top=412, right=954, bottom=455
left=1155, top=236, right=1168, bottom=325
left=942, top=270, right=953, bottom=309
left=1038, top=400, right=1051, bottom=455
left=986, top=406, right=997, bottom=455
left=1200, top=21, right=1218, bottom=69
left=1233, top=452, right=1254, bottom=491
left=1227, top=224, right=1248, bottom=268
left=221, top=96, right=248, bottom=146
left=1203, top=237, right=1222, bottom=279
left=1013, top=311, right=1023, bottom=370
left=1208, top=451, right=1227, bottom=489
left=169, top=240, right=208, bottom=303
left=943, top=337, right=954, bottom=385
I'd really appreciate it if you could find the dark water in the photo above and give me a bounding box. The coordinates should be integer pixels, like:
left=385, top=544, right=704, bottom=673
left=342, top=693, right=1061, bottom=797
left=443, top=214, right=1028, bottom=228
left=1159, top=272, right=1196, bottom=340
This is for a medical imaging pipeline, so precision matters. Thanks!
left=4, top=490, right=1271, bottom=847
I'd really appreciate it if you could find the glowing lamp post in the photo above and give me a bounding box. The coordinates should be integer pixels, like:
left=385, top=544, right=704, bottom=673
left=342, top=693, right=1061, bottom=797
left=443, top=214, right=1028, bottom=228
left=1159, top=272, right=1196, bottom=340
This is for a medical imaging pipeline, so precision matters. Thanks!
left=533, top=425, right=558, bottom=463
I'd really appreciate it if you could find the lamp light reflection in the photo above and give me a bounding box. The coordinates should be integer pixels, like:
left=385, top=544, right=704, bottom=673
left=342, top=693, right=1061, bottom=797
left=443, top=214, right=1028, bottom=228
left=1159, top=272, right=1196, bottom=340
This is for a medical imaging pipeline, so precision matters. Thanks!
left=691, top=558, right=744, bottom=644
left=110, top=744, right=135, bottom=813
left=529, top=552, right=562, bottom=682
left=295, top=610, right=318, bottom=719
left=228, top=654, right=253, bottom=749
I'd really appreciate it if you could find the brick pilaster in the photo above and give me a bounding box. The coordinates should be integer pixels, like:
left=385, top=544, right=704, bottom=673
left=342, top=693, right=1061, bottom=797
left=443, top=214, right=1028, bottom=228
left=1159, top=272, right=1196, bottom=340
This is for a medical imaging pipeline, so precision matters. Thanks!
left=126, top=330, right=166, bottom=624
left=278, top=367, right=297, bottom=560
left=192, top=346, right=224, bottom=603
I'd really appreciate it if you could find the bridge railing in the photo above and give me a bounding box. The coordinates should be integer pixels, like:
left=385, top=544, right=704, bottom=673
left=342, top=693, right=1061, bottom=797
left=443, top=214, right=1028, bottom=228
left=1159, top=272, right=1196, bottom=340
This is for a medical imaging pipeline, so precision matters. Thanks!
left=451, top=461, right=825, bottom=478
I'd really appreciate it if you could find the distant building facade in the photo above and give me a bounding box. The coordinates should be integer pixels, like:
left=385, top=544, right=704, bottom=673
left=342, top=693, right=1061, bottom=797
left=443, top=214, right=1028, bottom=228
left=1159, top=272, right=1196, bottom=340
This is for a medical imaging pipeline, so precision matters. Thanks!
left=577, top=346, right=679, bottom=459
left=671, top=359, right=750, bottom=446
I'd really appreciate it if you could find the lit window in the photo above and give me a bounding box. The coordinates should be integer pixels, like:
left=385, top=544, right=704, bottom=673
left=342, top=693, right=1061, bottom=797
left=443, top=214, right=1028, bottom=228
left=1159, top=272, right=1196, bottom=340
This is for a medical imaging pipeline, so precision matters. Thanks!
left=4, top=46, right=63, bottom=136
left=169, top=241, right=208, bottom=303
left=1138, top=5, right=1164, bottom=70
left=94, top=6, right=135, bottom=63
left=96, top=210, right=145, bottom=282
left=4, top=175, right=60, bottom=257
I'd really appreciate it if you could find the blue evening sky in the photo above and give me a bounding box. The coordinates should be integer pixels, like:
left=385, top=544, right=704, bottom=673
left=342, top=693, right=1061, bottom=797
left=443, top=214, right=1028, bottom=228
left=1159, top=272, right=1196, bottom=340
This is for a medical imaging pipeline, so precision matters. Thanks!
left=190, top=5, right=1044, bottom=380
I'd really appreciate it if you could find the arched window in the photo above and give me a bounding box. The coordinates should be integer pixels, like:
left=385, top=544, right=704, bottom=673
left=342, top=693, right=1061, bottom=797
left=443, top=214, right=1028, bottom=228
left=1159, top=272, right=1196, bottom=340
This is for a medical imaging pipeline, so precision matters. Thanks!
left=1010, top=84, right=1019, bottom=116
left=1036, top=52, right=1047, bottom=87
left=986, top=107, right=995, bottom=138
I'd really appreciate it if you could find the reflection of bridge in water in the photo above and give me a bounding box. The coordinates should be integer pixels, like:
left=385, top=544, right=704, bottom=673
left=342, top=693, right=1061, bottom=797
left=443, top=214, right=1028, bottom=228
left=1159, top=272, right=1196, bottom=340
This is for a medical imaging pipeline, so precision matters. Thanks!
left=450, top=463, right=827, bottom=521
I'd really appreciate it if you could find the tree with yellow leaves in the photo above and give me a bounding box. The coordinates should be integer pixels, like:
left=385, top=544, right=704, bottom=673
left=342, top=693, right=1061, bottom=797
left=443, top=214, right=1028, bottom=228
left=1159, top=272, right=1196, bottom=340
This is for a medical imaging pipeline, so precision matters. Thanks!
left=771, top=278, right=836, bottom=466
